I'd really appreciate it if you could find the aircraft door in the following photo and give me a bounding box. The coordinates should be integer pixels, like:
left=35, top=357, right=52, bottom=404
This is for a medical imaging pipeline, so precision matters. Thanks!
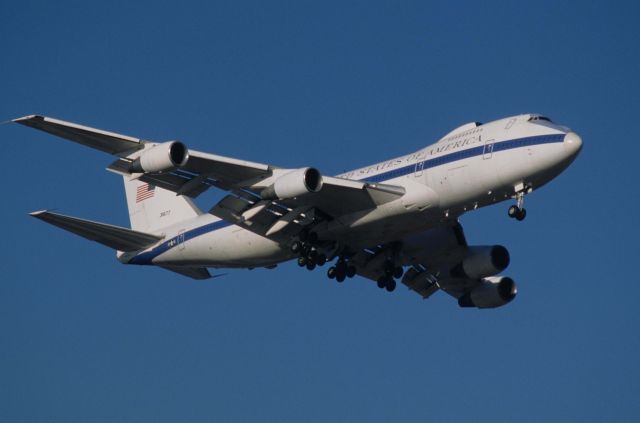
left=483, top=138, right=494, bottom=159
left=414, top=160, right=424, bottom=177
left=178, top=229, right=186, bottom=250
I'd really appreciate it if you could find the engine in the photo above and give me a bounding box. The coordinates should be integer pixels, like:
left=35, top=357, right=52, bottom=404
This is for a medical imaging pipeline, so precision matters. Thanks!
left=450, top=245, right=510, bottom=279
left=261, top=167, right=323, bottom=200
left=458, top=276, right=518, bottom=308
left=129, top=141, right=189, bottom=173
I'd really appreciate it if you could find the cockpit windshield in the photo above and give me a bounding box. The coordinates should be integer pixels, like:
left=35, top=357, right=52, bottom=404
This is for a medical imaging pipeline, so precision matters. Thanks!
left=527, top=114, right=570, bottom=132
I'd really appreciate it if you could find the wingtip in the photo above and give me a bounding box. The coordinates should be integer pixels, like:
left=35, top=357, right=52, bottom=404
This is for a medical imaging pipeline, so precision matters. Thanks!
left=13, top=115, right=42, bottom=124
left=29, top=209, right=49, bottom=217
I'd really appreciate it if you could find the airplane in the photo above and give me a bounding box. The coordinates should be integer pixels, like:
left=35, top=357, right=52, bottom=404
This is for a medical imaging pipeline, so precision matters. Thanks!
left=14, top=113, right=582, bottom=308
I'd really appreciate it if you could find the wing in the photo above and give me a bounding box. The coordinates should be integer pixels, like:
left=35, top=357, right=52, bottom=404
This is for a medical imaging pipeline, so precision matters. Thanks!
left=350, top=221, right=515, bottom=308
left=348, top=221, right=463, bottom=298
left=350, top=221, right=497, bottom=302
left=15, top=115, right=405, bottom=238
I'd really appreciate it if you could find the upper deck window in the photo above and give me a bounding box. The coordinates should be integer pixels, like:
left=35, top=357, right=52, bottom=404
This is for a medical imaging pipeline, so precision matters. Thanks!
left=528, top=115, right=552, bottom=122
left=439, top=122, right=483, bottom=142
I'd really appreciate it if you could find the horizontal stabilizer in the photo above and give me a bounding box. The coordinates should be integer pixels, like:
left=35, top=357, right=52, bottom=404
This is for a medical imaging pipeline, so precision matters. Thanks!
left=30, top=210, right=163, bottom=252
left=160, top=265, right=213, bottom=280
left=14, top=115, right=144, bottom=156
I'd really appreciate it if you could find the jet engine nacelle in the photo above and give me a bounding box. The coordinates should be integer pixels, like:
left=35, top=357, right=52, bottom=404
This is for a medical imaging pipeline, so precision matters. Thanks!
left=261, top=167, right=323, bottom=200
left=458, top=276, right=518, bottom=308
left=130, top=141, right=189, bottom=173
left=451, top=245, right=510, bottom=279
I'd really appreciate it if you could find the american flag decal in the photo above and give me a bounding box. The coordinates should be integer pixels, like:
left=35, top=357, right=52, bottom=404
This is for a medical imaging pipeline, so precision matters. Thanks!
left=136, top=183, right=156, bottom=203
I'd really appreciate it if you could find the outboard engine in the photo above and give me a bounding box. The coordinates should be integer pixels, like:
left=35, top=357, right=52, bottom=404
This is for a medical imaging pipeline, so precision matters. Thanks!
left=458, top=276, right=517, bottom=308
left=129, top=141, right=189, bottom=173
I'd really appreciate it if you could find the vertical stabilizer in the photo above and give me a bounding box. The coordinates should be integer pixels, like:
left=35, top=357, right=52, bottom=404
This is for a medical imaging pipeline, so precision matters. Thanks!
left=123, top=176, right=202, bottom=232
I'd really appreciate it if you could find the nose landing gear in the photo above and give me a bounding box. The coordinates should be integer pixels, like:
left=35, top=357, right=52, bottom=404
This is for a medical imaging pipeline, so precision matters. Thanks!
left=508, top=204, right=526, bottom=221
left=508, top=186, right=529, bottom=221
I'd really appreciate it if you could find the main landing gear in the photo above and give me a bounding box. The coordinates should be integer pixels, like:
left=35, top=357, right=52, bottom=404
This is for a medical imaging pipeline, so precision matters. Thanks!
left=377, top=276, right=396, bottom=292
left=327, top=258, right=357, bottom=283
left=508, top=188, right=528, bottom=221
left=293, top=232, right=327, bottom=271
left=292, top=233, right=404, bottom=294
left=375, top=260, right=403, bottom=292
left=295, top=248, right=327, bottom=271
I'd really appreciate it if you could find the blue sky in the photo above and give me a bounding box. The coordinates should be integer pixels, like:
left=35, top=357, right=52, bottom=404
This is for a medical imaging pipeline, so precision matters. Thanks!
left=1, top=1, right=639, bottom=421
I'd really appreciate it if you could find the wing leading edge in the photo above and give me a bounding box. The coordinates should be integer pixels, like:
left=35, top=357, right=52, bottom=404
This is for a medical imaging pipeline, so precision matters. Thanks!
left=14, top=115, right=144, bottom=155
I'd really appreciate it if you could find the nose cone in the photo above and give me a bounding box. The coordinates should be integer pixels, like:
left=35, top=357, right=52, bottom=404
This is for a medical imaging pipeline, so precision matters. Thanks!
left=564, top=131, right=583, bottom=157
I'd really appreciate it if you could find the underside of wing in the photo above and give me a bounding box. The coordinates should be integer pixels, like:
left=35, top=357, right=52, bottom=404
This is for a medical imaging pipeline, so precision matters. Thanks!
left=372, top=221, right=518, bottom=308
left=348, top=221, right=467, bottom=299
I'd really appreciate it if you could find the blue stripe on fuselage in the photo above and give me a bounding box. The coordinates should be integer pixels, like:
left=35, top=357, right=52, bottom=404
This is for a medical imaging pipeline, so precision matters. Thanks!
left=129, top=219, right=230, bottom=265
left=129, top=133, right=564, bottom=265
left=362, top=133, right=564, bottom=183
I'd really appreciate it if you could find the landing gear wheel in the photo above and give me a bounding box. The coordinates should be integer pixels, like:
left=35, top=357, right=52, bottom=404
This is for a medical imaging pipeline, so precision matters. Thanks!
left=336, top=273, right=346, bottom=283
left=306, top=262, right=316, bottom=271
left=509, top=188, right=529, bottom=221
left=393, top=266, right=403, bottom=279
left=508, top=205, right=519, bottom=218
left=315, top=254, right=327, bottom=266
left=297, top=256, right=307, bottom=267
left=346, top=266, right=357, bottom=278
left=385, top=278, right=396, bottom=292
left=508, top=205, right=527, bottom=221
left=377, top=277, right=386, bottom=289
left=327, top=266, right=337, bottom=279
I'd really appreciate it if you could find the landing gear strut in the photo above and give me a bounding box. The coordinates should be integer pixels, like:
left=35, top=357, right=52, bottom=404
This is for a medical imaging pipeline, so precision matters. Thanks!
left=508, top=189, right=527, bottom=221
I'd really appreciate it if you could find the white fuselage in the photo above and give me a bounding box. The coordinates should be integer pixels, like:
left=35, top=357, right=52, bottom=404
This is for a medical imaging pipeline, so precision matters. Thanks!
left=121, top=114, right=582, bottom=269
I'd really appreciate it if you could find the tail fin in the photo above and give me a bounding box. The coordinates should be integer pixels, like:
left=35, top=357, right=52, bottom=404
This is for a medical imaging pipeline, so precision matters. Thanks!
left=123, top=177, right=202, bottom=232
